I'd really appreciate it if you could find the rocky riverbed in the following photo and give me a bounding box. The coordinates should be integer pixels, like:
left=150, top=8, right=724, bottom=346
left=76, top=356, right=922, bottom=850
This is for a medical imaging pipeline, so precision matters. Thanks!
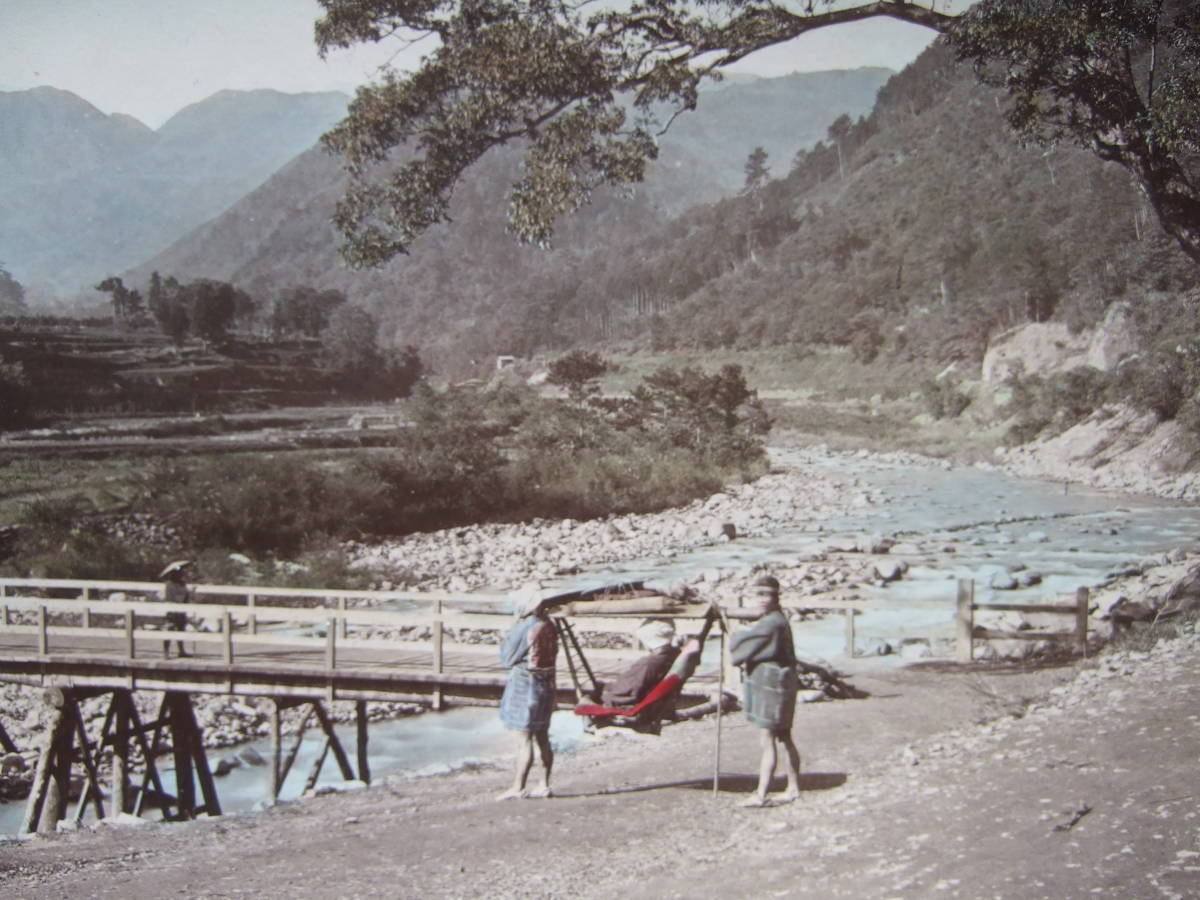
left=3, top=440, right=1199, bottom=814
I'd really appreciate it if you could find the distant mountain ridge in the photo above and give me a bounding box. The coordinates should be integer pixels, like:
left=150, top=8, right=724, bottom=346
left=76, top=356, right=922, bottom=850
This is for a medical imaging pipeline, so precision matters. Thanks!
left=127, top=44, right=1198, bottom=377
left=124, top=69, right=894, bottom=364
left=0, top=87, right=350, bottom=294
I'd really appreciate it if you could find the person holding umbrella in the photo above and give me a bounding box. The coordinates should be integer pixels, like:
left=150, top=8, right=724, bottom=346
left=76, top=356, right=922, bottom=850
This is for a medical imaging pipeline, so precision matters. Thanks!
left=497, top=585, right=558, bottom=800
left=159, top=559, right=194, bottom=658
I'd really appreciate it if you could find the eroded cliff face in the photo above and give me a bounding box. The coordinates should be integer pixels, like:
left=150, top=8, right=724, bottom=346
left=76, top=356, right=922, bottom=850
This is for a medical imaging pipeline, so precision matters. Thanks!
left=980, top=303, right=1139, bottom=384
left=970, top=302, right=1199, bottom=497
left=997, top=405, right=1200, bottom=498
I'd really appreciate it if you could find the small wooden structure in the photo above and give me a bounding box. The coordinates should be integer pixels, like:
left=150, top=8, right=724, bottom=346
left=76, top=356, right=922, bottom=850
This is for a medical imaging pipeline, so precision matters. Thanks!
left=956, top=579, right=1089, bottom=661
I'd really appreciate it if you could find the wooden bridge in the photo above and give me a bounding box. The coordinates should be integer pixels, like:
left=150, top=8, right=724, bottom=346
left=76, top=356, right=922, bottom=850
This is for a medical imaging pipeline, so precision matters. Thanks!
left=0, top=575, right=1089, bottom=834
left=0, top=576, right=722, bottom=834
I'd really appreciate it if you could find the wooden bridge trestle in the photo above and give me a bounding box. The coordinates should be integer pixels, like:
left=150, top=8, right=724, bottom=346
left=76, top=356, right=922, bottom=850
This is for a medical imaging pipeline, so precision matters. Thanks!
left=17, top=686, right=378, bottom=835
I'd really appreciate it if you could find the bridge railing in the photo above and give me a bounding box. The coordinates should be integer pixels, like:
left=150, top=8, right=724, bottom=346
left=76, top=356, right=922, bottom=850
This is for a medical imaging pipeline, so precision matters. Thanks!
left=0, top=578, right=713, bottom=672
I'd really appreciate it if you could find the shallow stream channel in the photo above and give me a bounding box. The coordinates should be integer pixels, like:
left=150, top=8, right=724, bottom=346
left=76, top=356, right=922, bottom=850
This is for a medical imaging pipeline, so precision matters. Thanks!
left=4, top=449, right=1197, bottom=834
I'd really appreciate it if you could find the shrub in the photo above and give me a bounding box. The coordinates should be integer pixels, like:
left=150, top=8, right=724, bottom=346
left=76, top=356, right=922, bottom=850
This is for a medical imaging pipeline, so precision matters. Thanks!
left=1001, top=367, right=1114, bottom=444
left=920, top=376, right=971, bottom=420
left=147, top=455, right=353, bottom=557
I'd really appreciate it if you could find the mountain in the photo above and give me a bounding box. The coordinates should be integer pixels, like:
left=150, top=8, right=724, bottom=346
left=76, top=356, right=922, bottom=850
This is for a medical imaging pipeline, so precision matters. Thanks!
left=0, top=88, right=349, bottom=295
left=135, top=39, right=1192, bottom=378
left=124, top=69, right=895, bottom=369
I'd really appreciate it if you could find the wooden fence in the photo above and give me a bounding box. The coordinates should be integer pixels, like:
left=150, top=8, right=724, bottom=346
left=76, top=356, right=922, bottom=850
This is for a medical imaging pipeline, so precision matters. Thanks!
left=956, top=579, right=1089, bottom=661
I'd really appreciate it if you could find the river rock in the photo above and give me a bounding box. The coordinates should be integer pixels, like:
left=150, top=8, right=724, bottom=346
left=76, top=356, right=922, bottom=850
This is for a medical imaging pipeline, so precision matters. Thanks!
left=873, top=561, right=908, bottom=584
left=1, top=753, right=27, bottom=774
left=214, top=756, right=242, bottom=777
left=239, top=747, right=267, bottom=767
left=989, top=571, right=1020, bottom=590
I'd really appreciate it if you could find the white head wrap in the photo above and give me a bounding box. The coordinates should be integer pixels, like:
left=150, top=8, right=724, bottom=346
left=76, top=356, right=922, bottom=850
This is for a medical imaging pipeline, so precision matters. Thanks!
left=636, top=619, right=676, bottom=652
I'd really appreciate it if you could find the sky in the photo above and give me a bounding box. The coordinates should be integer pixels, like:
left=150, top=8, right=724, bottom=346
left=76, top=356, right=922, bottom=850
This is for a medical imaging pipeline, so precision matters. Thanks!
left=1, top=0, right=949, bottom=130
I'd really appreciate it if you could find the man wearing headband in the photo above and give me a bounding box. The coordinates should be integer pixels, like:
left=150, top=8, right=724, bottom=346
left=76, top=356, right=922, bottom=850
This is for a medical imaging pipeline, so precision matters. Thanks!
left=730, top=574, right=802, bottom=807
left=497, top=586, right=558, bottom=800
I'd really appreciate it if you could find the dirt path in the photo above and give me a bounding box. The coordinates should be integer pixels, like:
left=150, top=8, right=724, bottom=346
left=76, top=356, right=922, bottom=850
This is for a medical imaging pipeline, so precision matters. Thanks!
left=2, top=630, right=1196, bottom=899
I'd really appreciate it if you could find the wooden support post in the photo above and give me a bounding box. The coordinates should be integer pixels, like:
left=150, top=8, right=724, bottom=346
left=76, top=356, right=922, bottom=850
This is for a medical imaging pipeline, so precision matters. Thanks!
left=247, top=594, right=257, bottom=635
left=713, top=627, right=725, bottom=798
left=130, top=695, right=171, bottom=819
left=312, top=701, right=355, bottom=782
left=168, top=693, right=196, bottom=818
left=38, top=605, right=48, bottom=655
left=179, top=694, right=221, bottom=817
left=304, top=739, right=331, bottom=793
left=325, top=618, right=336, bottom=670
left=339, top=596, right=348, bottom=639
left=844, top=608, right=856, bottom=658
left=956, top=579, right=975, bottom=662
left=355, top=700, right=370, bottom=785
left=125, top=609, right=135, bottom=660
left=277, top=706, right=314, bottom=794
left=0, top=719, right=18, bottom=754
left=22, top=696, right=73, bottom=834
left=431, top=599, right=444, bottom=711
left=111, top=693, right=131, bottom=816
left=69, top=698, right=107, bottom=824
left=1075, top=587, right=1090, bottom=658
left=269, top=701, right=282, bottom=804
left=222, top=611, right=233, bottom=665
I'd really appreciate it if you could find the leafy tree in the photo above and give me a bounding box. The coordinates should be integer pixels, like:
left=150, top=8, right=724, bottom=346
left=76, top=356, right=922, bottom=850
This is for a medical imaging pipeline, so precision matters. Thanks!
left=0, top=265, right=26, bottom=315
left=547, top=349, right=609, bottom=403
left=314, top=0, right=954, bottom=265
left=315, top=0, right=1199, bottom=273
left=742, top=147, right=771, bottom=194
left=95, top=276, right=146, bottom=328
left=322, top=304, right=384, bottom=382
left=148, top=273, right=189, bottom=346
left=272, top=286, right=348, bottom=337
left=951, top=0, right=1200, bottom=265
left=0, top=357, right=34, bottom=430
left=185, top=279, right=242, bottom=344
left=625, top=364, right=770, bottom=462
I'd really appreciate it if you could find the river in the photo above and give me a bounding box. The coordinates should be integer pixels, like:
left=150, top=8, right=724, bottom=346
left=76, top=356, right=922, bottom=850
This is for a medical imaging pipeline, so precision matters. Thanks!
left=4, top=449, right=1195, bottom=835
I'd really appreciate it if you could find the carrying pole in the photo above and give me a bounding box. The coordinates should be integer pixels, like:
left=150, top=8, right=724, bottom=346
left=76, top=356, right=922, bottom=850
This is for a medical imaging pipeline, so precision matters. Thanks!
left=713, top=607, right=731, bottom=798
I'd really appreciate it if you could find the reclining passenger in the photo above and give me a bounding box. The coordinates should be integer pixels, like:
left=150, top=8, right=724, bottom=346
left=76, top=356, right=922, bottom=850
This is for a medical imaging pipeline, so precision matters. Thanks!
left=594, top=620, right=701, bottom=708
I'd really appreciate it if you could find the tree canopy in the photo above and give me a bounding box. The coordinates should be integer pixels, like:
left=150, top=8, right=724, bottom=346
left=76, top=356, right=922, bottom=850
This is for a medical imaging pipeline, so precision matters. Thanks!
left=315, top=0, right=953, bottom=265
left=951, top=0, right=1200, bottom=265
left=316, top=0, right=1198, bottom=268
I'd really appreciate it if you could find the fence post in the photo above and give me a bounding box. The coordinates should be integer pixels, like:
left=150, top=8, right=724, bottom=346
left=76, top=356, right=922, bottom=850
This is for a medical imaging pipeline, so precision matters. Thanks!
left=38, top=606, right=48, bottom=656
left=247, top=594, right=257, bottom=635
left=338, top=596, right=348, bottom=640
left=223, top=611, right=234, bottom=665
left=124, top=610, right=135, bottom=660
left=431, top=599, right=444, bottom=712
left=955, top=579, right=974, bottom=662
left=1075, top=587, right=1089, bottom=658
left=326, top=618, right=336, bottom=670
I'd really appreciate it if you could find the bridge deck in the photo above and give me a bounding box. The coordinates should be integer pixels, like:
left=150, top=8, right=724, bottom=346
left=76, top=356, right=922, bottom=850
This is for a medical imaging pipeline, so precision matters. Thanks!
left=0, top=631, right=719, bottom=706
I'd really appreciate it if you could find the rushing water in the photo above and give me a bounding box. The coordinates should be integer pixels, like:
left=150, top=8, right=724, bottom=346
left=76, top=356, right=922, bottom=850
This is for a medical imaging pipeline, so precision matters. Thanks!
left=5, top=450, right=1196, bottom=835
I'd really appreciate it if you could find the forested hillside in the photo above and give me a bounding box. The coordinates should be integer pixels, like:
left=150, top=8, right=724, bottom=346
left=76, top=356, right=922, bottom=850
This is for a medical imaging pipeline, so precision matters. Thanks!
left=125, top=70, right=893, bottom=373
left=128, top=43, right=1197, bottom=378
